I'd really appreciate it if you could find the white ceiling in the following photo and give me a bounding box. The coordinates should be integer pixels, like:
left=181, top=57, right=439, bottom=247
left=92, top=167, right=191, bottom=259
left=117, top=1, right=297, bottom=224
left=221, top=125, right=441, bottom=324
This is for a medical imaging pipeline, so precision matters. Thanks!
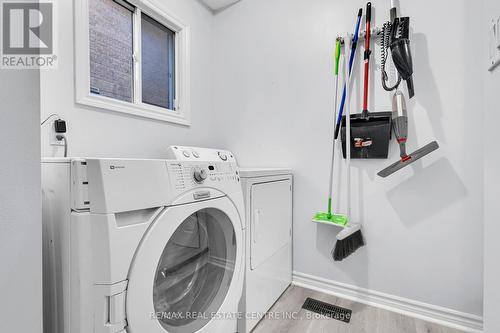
left=200, top=0, right=241, bottom=11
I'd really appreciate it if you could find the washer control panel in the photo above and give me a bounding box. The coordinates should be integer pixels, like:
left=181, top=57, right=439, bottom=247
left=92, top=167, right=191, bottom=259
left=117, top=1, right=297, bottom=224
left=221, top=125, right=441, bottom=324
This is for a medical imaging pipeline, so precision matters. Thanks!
left=167, top=146, right=236, bottom=163
left=166, top=146, right=240, bottom=196
left=166, top=161, right=240, bottom=193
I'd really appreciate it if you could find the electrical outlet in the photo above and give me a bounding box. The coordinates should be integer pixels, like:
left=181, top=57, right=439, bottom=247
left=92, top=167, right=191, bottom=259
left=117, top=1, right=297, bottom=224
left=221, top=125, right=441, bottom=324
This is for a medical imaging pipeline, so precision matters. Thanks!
left=49, top=130, right=65, bottom=146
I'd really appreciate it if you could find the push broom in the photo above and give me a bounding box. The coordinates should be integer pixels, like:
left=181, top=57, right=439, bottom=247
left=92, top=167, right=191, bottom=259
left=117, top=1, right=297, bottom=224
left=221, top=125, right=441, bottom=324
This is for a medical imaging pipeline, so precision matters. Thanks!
left=333, top=33, right=364, bottom=262
left=312, top=38, right=347, bottom=226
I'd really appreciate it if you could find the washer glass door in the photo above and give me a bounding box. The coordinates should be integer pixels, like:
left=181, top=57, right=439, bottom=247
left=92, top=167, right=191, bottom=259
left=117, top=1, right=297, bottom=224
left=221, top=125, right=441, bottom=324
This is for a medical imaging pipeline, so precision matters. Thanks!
left=152, top=208, right=236, bottom=332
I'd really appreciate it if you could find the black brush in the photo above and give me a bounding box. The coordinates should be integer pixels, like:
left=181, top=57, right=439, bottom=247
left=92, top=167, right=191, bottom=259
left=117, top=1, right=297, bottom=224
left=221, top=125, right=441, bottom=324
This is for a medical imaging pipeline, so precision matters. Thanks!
left=333, top=226, right=365, bottom=261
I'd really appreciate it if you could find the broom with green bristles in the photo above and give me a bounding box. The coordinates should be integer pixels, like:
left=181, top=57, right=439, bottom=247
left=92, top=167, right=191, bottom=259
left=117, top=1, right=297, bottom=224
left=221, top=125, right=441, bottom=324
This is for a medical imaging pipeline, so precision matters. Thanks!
left=333, top=32, right=364, bottom=262
left=312, top=38, right=348, bottom=227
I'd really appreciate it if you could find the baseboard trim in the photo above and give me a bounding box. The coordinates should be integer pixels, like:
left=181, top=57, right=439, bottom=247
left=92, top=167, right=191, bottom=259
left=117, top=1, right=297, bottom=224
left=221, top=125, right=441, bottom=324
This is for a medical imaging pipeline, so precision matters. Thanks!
left=292, top=271, right=483, bottom=333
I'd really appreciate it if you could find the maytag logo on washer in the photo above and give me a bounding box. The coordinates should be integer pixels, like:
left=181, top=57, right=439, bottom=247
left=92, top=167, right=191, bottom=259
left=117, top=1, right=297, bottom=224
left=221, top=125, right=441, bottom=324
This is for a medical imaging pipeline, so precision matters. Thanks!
left=1, top=0, right=57, bottom=69
left=109, top=165, right=125, bottom=170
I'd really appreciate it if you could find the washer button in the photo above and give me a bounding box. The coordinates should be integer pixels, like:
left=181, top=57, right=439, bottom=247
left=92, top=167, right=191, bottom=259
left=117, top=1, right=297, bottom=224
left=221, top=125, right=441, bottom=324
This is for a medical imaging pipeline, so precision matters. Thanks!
left=218, top=152, right=228, bottom=161
left=192, top=151, right=200, bottom=158
left=182, top=150, right=191, bottom=158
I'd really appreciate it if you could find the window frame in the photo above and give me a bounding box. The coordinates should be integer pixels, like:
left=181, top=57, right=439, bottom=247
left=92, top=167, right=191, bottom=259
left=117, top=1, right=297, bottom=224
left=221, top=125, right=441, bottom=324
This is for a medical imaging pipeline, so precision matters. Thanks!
left=75, top=0, right=191, bottom=125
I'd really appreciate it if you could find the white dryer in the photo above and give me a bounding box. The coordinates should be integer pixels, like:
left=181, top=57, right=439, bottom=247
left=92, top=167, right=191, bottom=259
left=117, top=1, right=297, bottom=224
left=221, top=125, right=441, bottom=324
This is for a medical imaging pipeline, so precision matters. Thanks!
left=238, top=168, right=293, bottom=333
left=42, top=154, right=245, bottom=333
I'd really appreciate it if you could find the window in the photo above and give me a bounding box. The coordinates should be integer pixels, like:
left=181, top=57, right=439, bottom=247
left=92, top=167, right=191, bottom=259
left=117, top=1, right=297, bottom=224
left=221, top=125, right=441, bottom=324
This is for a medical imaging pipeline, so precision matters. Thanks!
left=89, top=0, right=134, bottom=103
left=141, top=14, right=175, bottom=110
left=75, top=0, right=191, bottom=124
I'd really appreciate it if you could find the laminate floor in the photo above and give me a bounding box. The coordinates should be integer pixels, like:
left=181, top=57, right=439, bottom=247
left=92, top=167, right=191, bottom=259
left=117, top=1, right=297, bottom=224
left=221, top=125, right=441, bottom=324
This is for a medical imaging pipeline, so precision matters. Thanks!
left=252, top=285, right=467, bottom=333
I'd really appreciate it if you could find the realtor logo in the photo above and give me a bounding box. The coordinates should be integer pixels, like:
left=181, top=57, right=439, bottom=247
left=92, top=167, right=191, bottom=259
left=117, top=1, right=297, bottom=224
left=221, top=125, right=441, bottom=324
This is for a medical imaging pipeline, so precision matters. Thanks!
left=1, top=0, right=57, bottom=68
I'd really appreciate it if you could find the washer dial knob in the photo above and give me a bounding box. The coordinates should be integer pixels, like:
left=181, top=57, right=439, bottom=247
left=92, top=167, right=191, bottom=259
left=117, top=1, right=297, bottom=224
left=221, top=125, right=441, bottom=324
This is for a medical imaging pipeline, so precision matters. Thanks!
left=193, top=167, right=208, bottom=183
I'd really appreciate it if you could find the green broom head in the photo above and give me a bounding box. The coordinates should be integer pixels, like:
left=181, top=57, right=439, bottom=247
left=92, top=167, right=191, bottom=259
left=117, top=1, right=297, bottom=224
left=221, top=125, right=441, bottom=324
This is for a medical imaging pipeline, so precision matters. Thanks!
left=313, top=212, right=348, bottom=226
left=313, top=198, right=348, bottom=226
left=333, top=224, right=364, bottom=261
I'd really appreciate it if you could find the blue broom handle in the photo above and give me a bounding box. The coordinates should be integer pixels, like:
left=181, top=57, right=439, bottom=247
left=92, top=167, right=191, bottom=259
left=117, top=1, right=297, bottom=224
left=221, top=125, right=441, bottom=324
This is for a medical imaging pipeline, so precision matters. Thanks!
left=334, top=11, right=362, bottom=139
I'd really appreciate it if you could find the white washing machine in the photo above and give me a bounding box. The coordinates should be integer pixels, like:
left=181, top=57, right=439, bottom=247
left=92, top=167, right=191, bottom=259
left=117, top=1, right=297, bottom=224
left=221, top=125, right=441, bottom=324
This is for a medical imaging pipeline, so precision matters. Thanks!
left=238, top=168, right=293, bottom=333
left=42, top=152, right=245, bottom=333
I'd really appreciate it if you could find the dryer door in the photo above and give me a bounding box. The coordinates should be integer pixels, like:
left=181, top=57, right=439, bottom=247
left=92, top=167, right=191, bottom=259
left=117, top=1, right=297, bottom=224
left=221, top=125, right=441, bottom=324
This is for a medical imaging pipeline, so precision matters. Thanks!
left=126, top=196, right=243, bottom=333
left=250, top=179, right=292, bottom=270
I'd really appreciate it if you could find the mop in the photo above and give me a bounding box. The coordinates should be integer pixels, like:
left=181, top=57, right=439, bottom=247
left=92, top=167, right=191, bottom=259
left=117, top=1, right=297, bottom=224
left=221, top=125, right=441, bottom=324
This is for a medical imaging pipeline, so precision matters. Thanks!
left=333, top=33, right=364, bottom=262
left=377, top=92, right=439, bottom=178
left=313, top=38, right=347, bottom=226
left=313, top=8, right=363, bottom=225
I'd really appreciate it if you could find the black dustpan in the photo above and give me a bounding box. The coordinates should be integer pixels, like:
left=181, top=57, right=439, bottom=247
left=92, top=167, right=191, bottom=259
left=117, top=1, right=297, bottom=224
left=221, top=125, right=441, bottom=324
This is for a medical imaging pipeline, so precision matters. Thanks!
left=341, top=2, right=392, bottom=159
left=341, top=110, right=392, bottom=159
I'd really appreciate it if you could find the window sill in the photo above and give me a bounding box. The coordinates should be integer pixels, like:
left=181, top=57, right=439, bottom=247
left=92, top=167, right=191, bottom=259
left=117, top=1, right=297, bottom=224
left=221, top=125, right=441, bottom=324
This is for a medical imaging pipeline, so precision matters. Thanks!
left=76, top=94, right=190, bottom=125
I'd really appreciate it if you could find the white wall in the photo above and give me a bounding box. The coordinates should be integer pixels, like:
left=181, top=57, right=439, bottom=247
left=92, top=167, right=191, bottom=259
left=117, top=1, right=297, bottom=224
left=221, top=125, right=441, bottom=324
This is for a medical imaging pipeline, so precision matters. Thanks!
left=0, top=72, right=42, bottom=330
left=41, top=0, right=218, bottom=158
left=214, top=0, right=484, bottom=316
left=38, top=0, right=488, bottom=322
left=483, top=0, right=500, bottom=331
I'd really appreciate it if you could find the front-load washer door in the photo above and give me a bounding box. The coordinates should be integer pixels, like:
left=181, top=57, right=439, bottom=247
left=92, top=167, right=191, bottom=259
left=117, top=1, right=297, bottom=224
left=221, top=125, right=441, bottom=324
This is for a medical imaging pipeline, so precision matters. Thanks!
left=126, top=196, right=243, bottom=333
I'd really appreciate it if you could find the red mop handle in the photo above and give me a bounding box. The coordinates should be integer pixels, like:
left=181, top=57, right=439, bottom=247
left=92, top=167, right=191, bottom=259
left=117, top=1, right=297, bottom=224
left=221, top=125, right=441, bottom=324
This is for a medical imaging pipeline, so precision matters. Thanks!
left=363, top=2, right=372, bottom=113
